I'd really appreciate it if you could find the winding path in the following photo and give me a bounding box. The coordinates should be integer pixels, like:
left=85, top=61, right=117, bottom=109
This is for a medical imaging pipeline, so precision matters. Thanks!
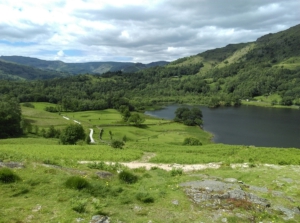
left=89, top=128, right=95, bottom=143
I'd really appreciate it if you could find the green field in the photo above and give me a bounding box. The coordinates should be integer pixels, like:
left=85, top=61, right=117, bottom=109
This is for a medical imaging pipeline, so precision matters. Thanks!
left=1, top=103, right=300, bottom=222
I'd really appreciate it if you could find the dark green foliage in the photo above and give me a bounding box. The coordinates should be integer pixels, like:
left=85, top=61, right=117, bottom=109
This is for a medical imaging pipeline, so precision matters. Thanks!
left=20, top=118, right=33, bottom=134
left=88, top=181, right=111, bottom=197
left=183, top=137, right=202, bottom=146
left=60, top=124, right=86, bottom=145
left=44, top=106, right=59, bottom=112
left=174, top=107, right=203, bottom=126
left=119, top=170, right=138, bottom=184
left=0, top=168, right=21, bottom=183
left=12, top=187, right=30, bottom=197
left=43, top=125, right=60, bottom=138
left=99, top=129, right=104, bottom=140
left=109, top=130, right=113, bottom=140
left=0, top=97, right=22, bottom=138
left=0, top=59, right=68, bottom=80
left=170, top=168, right=183, bottom=176
left=119, top=105, right=132, bottom=122
left=136, top=192, right=155, bottom=203
left=128, top=113, right=145, bottom=126
left=280, top=96, right=293, bottom=106
left=85, top=133, right=91, bottom=144
left=111, top=140, right=125, bottom=149
left=22, top=102, right=35, bottom=108
left=65, top=176, right=90, bottom=190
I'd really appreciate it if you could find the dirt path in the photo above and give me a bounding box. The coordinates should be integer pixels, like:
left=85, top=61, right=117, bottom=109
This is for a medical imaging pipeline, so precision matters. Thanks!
left=78, top=152, right=222, bottom=171
left=89, top=128, right=95, bottom=143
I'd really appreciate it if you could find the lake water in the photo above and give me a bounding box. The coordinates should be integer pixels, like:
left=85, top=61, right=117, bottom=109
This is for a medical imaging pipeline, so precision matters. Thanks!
left=145, top=105, right=300, bottom=148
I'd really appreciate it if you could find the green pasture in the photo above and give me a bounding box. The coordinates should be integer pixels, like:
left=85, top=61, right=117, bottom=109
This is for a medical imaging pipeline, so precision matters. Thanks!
left=1, top=103, right=300, bottom=222
left=25, top=102, right=59, bottom=111
left=22, top=106, right=70, bottom=128
left=274, top=56, right=300, bottom=70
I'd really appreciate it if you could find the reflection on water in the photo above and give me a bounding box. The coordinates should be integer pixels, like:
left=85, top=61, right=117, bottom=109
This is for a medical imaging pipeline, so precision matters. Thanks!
left=145, top=105, right=300, bottom=148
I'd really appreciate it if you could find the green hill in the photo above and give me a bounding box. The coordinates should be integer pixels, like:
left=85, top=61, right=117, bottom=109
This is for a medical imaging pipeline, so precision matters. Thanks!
left=164, top=24, right=300, bottom=107
left=0, top=60, right=70, bottom=80
left=0, top=56, right=169, bottom=75
left=0, top=24, right=299, bottom=108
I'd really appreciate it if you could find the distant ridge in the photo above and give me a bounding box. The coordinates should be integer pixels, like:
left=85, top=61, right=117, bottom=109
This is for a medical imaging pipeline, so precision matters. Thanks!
left=0, top=56, right=169, bottom=75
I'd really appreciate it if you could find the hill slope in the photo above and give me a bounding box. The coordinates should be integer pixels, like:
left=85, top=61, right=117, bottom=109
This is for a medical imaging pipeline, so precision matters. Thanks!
left=166, top=24, right=300, bottom=106
left=0, top=56, right=169, bottom=75
left=0, top=60, right=69, bottom=80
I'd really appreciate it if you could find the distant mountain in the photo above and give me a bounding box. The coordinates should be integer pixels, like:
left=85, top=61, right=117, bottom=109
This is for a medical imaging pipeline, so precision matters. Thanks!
left=0, top=56, right=169, bottom=75
left=0, top=60, right=69, bottom=80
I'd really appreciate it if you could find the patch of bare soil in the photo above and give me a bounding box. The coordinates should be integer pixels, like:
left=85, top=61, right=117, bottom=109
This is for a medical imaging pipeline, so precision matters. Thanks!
left=78, top=152, right=222, bottom=171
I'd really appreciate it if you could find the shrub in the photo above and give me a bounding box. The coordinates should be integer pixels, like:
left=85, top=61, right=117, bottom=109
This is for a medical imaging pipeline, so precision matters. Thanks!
left=22, top=102, right=35, bottom=108
left=88, top=161, right=123, bottom=172
left=0, top=168, right=21, bottom=183
left=136, top=192, right=155, bottom=203
left=60, top=124, right=86, bottom=145
left=71, top=198, right=87, bottom=213
left=119, top=170, right=138, bottom=184
left=111, top=140, right=125, bottom=149
left=183, top=137, right=202, bottom=146
left=65, top=176, right=90, bottom=190
left=170, top=168, right=183, bottom=176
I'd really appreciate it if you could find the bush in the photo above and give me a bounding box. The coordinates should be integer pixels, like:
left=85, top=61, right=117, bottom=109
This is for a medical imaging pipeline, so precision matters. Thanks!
left=170, top=168, right=183, bottom=176
left=22, top=102, right=35, bottom=108
left=65, top=176, right=90, bottom=190
left=60, top=124, right=86, bottom=145
left=0, top=168, right=21, bottom=183
left=71, top=198, right=87, bottom=213
left=183, top=137, right=202, bottom=146
left=111, top=140, right=125, bottom=149
left=119, top=170, right=138, bottom=184
left=136, top=192, right=155, bottom=203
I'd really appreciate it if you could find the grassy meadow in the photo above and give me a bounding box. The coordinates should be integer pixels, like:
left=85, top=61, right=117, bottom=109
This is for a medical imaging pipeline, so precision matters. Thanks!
left=1, top=103, right=300, bottom=222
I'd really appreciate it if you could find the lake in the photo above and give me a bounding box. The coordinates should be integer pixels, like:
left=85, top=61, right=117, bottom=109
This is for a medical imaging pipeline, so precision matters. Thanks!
left=145, top=105, right=300, bottom=148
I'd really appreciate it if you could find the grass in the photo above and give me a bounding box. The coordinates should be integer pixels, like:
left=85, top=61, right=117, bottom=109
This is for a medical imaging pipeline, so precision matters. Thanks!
left=0, top=103, right=300, bottom=222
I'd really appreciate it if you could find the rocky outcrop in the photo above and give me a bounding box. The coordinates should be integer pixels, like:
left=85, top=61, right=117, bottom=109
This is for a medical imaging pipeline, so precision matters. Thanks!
left=180, top=177, right=299, bottom=221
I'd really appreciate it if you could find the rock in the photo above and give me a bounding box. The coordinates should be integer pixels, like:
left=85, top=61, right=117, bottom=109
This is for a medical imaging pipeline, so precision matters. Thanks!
left=221, top=218, right=227, bottom=223
left=180, top=180, right=241, bottom=192
left=90, top=215, right=110, bottom=223
left=96, top=171, right=113, bottom=179
left=172, top=200, right=179, bottom=205
left=32, top=204, right=42, bottom=212
left=272, top=190, right=284, bottom=197
left=76, top=218, right=85, bottom=222
left=181, top=180, right=270, bottom=209
left=280, top=178, right=294, bottom=183
left=0, top=161, right=25, bottom=169
left=224, top=178, right=238, bottom=183
left=248, top=185, right=268, bottom=193
left=272, top=205, right=298, bottom=220
left=133, top=205, right=142, bottom=212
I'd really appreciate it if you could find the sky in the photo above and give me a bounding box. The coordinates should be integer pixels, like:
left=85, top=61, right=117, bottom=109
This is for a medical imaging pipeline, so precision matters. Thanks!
left=0, top=0, right=299, bottom=63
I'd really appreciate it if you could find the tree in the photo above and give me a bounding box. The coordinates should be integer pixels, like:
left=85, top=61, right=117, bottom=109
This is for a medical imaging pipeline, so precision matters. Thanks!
left=60, top=124, right=86, bottom=145
left=174, top=107, right=203, bottom=126
left=0, top=97, right=22, bottom=138
left=128, top=113, right=145, bottom=126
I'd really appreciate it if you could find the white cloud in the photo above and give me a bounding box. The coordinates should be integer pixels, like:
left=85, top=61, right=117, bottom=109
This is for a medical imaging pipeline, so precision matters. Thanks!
left=0, top=0, right=299, bottom=63
left=57, top=50, right=65, bottom=57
